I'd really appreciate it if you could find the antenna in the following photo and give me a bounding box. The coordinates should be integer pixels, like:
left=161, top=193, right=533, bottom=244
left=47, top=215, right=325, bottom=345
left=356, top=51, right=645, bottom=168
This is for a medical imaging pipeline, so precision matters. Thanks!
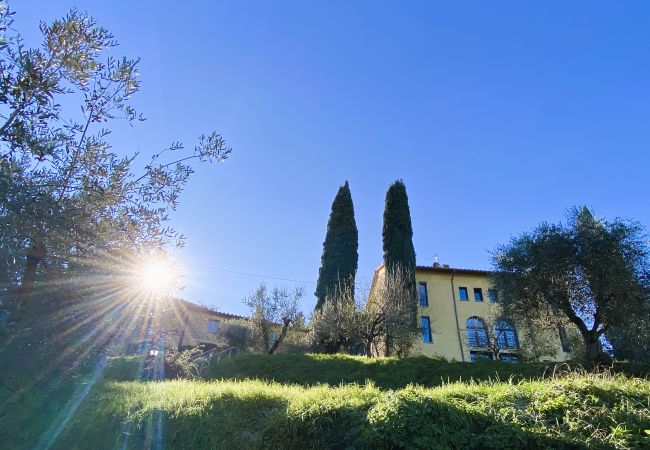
left=432, top=254, right=441, bottom=267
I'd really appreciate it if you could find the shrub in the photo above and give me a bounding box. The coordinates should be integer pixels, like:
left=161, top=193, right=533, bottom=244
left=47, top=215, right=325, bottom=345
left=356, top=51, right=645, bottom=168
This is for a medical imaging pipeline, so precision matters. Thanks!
left=164, top=346, right=205, bottom=379
left=218, top=319, right=255, bottom=352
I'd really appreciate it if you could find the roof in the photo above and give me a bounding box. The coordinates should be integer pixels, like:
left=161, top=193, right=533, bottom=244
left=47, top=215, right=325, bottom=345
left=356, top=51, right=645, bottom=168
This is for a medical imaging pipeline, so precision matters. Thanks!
left=369, top=263, right=492, bottom=293
left=174, top=298, right=247, bottom=321
left=415, top=265, right=493, bottom=276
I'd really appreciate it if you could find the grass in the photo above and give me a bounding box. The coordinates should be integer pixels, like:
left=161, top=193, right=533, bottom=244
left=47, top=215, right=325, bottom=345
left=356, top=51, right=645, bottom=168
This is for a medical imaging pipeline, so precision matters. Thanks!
left=53, top=362, right=650, bottom=449
left=4, top=352, right=650, bottom=449
left=207, top=352, right=552, bottom=389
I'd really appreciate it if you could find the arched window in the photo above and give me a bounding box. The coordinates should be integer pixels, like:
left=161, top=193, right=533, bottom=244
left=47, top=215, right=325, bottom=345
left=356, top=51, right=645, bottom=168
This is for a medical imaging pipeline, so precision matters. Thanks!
left=495, top=319, right=518, bottom=349
left=466, top=316, right=488, bottom=347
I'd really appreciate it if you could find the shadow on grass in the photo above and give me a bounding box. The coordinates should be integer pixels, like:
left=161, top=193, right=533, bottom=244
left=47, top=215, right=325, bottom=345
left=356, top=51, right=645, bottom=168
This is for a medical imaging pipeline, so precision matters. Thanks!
left=206, top=352, right=549, bottom=390
left=50, top=379, right=613, bottom=450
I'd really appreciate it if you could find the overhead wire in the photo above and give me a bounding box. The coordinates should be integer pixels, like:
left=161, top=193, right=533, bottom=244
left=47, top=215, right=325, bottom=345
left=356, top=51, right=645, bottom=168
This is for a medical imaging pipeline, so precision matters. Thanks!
left=180, top=261, right=316, bottom=285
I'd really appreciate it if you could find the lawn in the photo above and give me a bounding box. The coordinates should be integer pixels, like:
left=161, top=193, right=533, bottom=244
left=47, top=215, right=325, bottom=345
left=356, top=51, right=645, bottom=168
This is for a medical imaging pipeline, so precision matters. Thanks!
left=207, top=352, right=550, bottom=389
left=51, top=361, right=650, bottom=449
left=3, top=351, right=650, bottom=449
left=40, top=354, right=650, bottom=450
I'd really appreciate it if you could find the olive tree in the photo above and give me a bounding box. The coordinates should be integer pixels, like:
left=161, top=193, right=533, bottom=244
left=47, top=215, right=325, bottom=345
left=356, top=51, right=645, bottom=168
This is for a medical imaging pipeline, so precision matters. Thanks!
left=0, top=4, right=230, bottom=323
left=356, top=265, right=419, bottom=357
left=244, top=283, right=303, bottom=354
left=492, top=207, right=648, bottom=365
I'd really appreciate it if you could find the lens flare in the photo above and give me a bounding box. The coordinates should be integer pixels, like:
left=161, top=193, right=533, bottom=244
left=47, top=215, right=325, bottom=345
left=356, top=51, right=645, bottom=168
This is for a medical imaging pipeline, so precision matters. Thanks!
left=136, top=257, right=180, bottom=295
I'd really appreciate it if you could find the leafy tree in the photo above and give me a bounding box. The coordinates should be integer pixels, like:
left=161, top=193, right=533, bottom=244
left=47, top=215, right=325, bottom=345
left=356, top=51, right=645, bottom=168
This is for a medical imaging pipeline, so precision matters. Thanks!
left=606, top=295, right=650, bottom=362
left=492, top=207, right=649, bottom=365
left=314, top=181, right=358, bottom=310
left=375, top=265, right=419, bottom=356
left=244, top=283, right=303, bottom=354
left=310, top=267, right=419, bottom=357
left=0, top=5, right=230, bottom=323
left=310, top=284, right=358, bottom=354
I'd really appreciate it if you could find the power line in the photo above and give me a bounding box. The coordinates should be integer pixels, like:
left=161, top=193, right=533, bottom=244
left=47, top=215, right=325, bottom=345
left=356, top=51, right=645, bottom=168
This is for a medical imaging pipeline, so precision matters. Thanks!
left=181, top=261, right=316, bottom=285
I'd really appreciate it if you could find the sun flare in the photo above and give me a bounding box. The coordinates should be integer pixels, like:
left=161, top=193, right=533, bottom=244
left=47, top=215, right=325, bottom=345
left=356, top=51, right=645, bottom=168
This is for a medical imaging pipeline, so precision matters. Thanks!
left=136, top=257, right=180, bottom=295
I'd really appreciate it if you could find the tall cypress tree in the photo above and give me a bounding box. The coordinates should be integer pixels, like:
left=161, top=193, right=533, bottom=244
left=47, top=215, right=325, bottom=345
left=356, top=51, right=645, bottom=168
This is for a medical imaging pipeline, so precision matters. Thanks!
left=315, top=181, right=359, bottom=310
left=382, top=180, right=416, bottom=272
left=382, top=179, right=417, bottom=356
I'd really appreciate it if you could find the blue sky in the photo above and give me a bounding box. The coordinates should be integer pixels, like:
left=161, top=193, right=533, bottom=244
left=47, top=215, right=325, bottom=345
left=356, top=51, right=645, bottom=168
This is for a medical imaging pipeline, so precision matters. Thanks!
left=17, top=1, right=650, bottom=316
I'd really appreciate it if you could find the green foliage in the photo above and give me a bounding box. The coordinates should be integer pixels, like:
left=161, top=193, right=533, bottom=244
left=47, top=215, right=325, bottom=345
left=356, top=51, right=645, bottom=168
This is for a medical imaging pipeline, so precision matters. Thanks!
left=53, top=368, right=650, bottom=450
left=218, top=319, right=255, bottom=352
left=381, top=180, right=418, bottom=356
left=382, top=180, right=416, bottom=272
left=607, top=297, right=650, bottom=362
left=164, top=346, right=206, bottom=379
left=315, top=181, right=359, bottom=310
left=375, top=265, right=420, bottom=356
left=244, top=283, right=303, bottom=354
left=492, top=207, right=649, bottom=364
left=310, top=284, right=359, bottom=353
left=0, top=3, right=230, bottom=322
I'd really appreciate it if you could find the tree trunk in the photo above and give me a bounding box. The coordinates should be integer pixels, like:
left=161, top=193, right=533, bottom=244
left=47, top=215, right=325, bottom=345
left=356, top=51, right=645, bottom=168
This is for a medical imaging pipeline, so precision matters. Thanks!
left=582, top=333, right=611, bottom=366
left=384, top=334, right=392, bottom=357
left=364, top=339, right=373, bottom=357
left=17, top=243, right=47, bottom=308
left=268, top=318, right=291, bottom=354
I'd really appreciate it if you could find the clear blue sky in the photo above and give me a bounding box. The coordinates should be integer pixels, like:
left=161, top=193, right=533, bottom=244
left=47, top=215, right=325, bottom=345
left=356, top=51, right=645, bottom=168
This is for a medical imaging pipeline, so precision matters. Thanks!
left=17, top=1, right=650, bottom=316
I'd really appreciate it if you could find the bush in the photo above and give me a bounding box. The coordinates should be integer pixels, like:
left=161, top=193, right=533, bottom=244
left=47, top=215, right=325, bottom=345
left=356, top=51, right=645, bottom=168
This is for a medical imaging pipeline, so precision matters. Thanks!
left=218, top=319, right=255, bottom=352
left=164, top=346, right=206, bottom=379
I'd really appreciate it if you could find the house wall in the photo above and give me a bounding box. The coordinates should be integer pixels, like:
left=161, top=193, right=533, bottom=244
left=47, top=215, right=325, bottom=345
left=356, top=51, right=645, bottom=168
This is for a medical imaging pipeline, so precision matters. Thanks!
left=178, top=306, right=225, bottom=348
left=375, top=266, right=573, bottom=362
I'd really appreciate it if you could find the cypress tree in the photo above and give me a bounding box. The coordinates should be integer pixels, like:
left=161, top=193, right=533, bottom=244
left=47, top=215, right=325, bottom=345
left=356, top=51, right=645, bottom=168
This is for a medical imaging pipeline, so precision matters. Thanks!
left=315, top=181, right=359, bottom=310
left=382, top=180, right=416, bottom=272
left=382, top=179, right=417, bottom=356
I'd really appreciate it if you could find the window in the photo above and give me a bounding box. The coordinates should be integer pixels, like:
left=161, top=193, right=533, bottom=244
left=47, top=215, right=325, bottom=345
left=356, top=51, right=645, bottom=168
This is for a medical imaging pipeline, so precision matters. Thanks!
left=470, top=350, right=493, bottom=362
left=458, top=287, right=469, bottom=301
left=473, top=288, right=484, bottom=302
left=466, top=316, right=488, bottom=347
left=421, top=316, right=433, bottom=343
left=499, top=353, right=519, bottom=364
left=558, top=325, right=571, bottom=353
left=494, top=320, right=518, bottom=349
left=488, top=289, right=497, bottom=303
left=207, top=319, right=220, bottom=333
left=418, top=282, right=429, bottom=307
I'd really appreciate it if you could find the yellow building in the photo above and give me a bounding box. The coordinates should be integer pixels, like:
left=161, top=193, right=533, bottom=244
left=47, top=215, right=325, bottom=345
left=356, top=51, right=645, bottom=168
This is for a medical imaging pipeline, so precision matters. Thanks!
left=371, top=263, right=574, bottom=363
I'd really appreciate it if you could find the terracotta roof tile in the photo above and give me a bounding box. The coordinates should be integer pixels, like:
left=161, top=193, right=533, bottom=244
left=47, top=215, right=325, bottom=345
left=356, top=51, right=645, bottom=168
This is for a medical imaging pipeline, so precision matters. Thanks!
left=415, top=265, right=492, bottom=275
left=174, top=298, right=248, bottom=320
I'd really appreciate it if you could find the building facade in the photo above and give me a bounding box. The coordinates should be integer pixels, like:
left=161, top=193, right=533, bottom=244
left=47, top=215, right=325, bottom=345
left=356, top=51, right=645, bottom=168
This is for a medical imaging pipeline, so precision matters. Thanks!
left=372, top=264, right=574, bottom=362
left=166, top=299, right=246, bottom=350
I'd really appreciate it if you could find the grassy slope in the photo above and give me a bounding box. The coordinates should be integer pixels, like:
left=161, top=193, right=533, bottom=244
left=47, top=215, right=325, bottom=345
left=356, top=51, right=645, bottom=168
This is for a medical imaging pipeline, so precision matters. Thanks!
left=207, top=353, right=549, bottom=389
left=56, top=371, right=650, bottom=450
left=0, top=355, right=142, bottom=450
left=49, top=354, right=650, bottom=450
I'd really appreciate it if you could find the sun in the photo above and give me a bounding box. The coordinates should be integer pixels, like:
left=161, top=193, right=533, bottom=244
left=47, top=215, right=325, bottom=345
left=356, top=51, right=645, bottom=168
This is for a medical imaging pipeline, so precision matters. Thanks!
left=136, top=257, right=181, bottom=295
